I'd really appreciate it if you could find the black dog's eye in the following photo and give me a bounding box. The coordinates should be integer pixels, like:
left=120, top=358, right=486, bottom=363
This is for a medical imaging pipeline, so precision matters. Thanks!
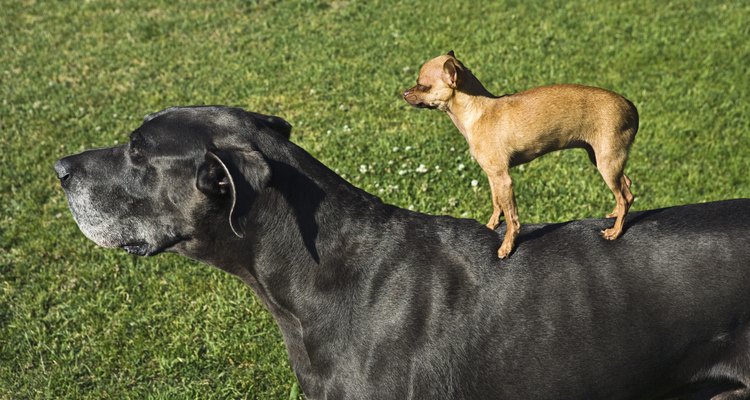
left=128, top=132, right=146, bottom=160
left=129, top=131, right=141, bottom=145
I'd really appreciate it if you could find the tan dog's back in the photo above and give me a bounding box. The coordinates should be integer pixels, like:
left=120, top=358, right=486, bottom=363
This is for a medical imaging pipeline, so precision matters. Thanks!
left=476, top=84, right=638, bottom=167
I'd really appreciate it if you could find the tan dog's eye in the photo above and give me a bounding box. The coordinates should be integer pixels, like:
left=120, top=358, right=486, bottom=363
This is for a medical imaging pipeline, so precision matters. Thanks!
left=416, top=84, right=431, bottom=92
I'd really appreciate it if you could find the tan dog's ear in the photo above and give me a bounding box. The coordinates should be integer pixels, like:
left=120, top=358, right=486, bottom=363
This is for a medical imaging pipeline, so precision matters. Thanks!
left=443, top=58, right=460, bottom=89
left=197, top=149, right=271, bottom=238
left=447, top=50, right=455, bottom=58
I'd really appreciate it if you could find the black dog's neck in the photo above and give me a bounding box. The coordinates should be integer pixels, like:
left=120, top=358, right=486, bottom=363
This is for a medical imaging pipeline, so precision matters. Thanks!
left=224, top=141, right=390, bottom=386
left=190, top=138, right=379, bottom=333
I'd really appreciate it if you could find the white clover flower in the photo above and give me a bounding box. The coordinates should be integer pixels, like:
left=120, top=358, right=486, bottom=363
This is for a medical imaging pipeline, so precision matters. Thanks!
left=392, top=146, right=399, bottom=152
left=471, top=179, right=479, bottom=187
left=415, top=164, right=428, bottom=173
left=398, top=169, right=408, bottom=176
left=457, top=163, right=465, bottom=171
left=405, top=145, right=412, bottom=151
left=359, top=164, right=368, bottom=174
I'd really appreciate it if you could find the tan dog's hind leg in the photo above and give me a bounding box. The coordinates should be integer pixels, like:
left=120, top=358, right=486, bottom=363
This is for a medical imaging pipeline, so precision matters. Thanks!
left=486, top=177, right=504, bottom=230
left=597, top=151, right=631, bottom=240
left=491, top=172, right=520, bottom=258
left=606, top=175, right=633, bottom=218
left=587, top=146, right=634, bottom=219
left=622, top=174, right=633, bottom=201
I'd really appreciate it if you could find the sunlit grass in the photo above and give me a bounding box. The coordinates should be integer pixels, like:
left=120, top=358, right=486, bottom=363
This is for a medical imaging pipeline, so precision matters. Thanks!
left=2, top=0, right=749, bottom=398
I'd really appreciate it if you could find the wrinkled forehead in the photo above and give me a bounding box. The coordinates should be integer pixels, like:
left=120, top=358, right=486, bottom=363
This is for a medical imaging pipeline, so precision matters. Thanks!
left=418, top=55, right=452, bottom=82
left=144, top=106, right=243, bottom=128
left=137, top=106, right=253, bottom=147
left=138, top=106, right=290, bottom=147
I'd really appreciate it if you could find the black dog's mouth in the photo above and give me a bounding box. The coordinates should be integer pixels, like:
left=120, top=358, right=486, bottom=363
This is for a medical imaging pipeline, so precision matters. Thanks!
left=121, top=242, right=151, bottom=256
left=120, top=236, right=189, bottom=257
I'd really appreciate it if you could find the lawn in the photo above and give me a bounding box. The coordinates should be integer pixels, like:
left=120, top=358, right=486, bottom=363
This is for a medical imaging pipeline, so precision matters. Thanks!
left=1, top=0, right=749, bottom=398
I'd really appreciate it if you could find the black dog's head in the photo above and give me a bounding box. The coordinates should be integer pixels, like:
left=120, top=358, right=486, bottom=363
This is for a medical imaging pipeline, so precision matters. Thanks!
left=54, top=106, right=292, bottom=257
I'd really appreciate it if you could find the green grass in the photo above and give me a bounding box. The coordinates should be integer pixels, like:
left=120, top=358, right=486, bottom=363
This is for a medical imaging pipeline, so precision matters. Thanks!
left=2, top=0, right=749, bottom=398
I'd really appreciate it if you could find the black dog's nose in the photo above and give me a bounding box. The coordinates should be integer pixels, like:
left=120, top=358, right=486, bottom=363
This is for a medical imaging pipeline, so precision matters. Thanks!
left=54, top=158, right=72, bottom=186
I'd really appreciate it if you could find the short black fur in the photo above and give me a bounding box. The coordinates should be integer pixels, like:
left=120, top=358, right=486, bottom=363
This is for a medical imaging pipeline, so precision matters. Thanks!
left=56, top=106, right=750, bottom=400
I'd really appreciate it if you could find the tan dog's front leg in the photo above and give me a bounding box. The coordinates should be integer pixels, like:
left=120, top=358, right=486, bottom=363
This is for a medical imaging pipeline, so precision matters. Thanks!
left=491, top=172, right=520, bottom=259
left=486, top=177, right=504, bottom=230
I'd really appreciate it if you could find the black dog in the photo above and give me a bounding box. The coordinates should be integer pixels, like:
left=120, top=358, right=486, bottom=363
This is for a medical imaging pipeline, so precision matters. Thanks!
left=55, top=106, right=750, bottom=400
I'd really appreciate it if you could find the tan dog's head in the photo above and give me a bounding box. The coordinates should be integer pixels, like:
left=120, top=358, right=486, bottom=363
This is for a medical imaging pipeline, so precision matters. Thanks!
left=403, top=50, right=465, bottom=111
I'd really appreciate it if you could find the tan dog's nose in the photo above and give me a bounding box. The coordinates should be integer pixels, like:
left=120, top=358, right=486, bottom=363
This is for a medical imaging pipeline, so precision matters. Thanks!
left=402, top=89, right=412, bottom=99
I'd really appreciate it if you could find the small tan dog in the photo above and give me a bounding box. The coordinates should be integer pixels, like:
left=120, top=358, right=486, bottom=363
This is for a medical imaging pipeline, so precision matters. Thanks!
left=403, top=51, right=638, bottom=259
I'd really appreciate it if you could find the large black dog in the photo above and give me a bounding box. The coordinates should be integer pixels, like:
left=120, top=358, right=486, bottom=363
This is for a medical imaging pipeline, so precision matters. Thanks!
left=55, top=106, right=750, bottom=399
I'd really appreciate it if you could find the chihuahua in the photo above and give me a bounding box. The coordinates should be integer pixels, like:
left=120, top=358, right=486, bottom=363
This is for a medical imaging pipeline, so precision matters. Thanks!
left=403, top=51, right=638, bottom=258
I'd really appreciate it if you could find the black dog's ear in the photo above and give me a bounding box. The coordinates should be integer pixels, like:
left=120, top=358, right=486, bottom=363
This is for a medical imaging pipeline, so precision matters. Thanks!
left=196, top=153, right=232, bottom=197
left=443, top=58, right=461, bottom=89
left=256, top=114, right=293, bottom=140
left=447, top=50, right=455, bottom=58
left=143, top=107, right=178, bottom=123
left=197, top=149, right=271, bottom=238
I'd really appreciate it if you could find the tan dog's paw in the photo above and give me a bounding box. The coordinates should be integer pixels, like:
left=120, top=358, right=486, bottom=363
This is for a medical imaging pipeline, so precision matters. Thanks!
left=601, top=227, right=622, bottom=240
left=497, top=242, right=513, bottom=259
left=486, top=211, right=502, bottom=230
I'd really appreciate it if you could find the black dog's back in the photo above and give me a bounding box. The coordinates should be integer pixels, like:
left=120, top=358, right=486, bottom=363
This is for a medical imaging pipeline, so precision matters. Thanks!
left=503, top=200, right=750, bottom=399
left=366, top=199, right=750, bottom=399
